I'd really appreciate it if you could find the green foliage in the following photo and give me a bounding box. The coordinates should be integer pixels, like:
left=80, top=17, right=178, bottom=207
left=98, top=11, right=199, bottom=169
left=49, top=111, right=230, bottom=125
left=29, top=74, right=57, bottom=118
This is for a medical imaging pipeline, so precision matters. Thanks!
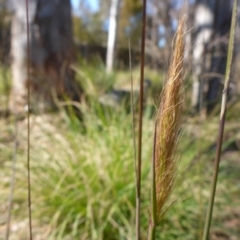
left=72, top=16, right=91, bottom=43
left=0, top=66, right=11, bottom=112
left=31, top=110, right=141, bottom=239
left=0, top=66, right=11, bottom=95
left=72, top=0, right=142, bottom=49
left=118, top=0, right=142, bottom=49
left=0, top=66, right=240, bottom=239
left=72, top=12, right=108, bottom=45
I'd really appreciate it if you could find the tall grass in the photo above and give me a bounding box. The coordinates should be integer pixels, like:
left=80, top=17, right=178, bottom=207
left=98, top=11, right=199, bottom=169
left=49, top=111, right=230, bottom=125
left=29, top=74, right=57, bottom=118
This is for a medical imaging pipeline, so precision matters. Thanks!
left=202, top=0, right=238, bottom=238
left=1, top=61, right=240, bottom=239
left=1, top=1, right=240, bottom=238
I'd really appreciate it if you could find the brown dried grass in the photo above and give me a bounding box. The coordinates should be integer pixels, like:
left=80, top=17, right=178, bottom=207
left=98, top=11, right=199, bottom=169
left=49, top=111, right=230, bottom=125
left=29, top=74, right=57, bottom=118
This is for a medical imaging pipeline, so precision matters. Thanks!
left=154, top=9, right=186, bottom=221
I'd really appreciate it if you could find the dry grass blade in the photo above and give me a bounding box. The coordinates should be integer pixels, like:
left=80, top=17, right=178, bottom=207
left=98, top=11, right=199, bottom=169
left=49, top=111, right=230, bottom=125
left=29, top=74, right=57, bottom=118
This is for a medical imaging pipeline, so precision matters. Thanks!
left=128, top=38, right=139, bottom=238
left=148, top=7, right=186, bottom=240
left=25, top=0, right=33, bottom=239
left=136, top=0, right=147, bottom=239
left=129, top=39, right=137, bottom=177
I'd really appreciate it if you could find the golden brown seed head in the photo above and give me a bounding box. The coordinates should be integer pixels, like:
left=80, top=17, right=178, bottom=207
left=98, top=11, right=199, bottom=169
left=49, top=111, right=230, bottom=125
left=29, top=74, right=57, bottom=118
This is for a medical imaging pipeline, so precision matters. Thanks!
left=154, top=8, right=186, bottom=221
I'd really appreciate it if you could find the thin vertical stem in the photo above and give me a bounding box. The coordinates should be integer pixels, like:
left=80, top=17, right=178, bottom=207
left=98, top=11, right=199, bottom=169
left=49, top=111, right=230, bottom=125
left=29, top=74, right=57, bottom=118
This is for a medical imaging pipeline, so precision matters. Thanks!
left=25, top=0, right=33, bottom=239
left=148, top=124, right=157, bottom=240
left=129, top=39, right=137, bottom=181
left=136, top=0, right=147, bottom=239
left=129, top=39, right=140, bottom=238
left=129, top=38, right=138, bottom=239
left=202, top=0, right=237, bottom=239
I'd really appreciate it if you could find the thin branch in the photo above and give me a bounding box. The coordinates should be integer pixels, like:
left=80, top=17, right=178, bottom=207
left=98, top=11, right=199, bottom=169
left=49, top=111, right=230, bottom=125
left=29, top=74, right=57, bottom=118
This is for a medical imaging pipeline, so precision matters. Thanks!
left=25, top=0, right=33, bottom=239
left=202, top=0, right=237, bottom=239
left=136, top=0, right=147, bottom=239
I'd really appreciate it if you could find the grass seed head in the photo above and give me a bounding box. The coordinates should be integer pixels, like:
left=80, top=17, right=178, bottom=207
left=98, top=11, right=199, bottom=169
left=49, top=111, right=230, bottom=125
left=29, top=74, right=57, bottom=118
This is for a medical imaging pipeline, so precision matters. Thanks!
left=154, top=8, right=186, bottom=221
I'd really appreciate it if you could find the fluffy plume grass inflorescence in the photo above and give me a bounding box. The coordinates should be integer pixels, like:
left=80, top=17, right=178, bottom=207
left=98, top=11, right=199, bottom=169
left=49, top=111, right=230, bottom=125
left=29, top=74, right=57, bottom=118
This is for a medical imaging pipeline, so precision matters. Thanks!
left=149, top=8, right=186, bottom=239
left=155, top=9, right=185, bottom=221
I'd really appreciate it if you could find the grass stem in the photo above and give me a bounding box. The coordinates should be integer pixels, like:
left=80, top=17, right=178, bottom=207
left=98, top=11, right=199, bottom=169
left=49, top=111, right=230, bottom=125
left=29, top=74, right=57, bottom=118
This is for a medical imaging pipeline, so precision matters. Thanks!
left=148, top=125, right=157, bottom=240
left=202, top=0, right=237, bottom=239
left=129, top=38, right=138, bottom=240
left=136, top=0, right=147, bottom=239
left=25, top=0, right=33, bottom=239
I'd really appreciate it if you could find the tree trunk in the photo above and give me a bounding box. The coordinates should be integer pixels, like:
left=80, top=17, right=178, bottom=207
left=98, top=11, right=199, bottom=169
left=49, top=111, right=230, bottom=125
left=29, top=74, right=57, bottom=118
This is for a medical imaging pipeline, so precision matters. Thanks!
left=9, top=0, right=78, bottom=114
left=191, top=0, right=233, bottom=114
left=106, top=0, right=120, bottom=73
left=191, top=2, right=213, bottom=112
left=206, top=0, right=232, bottom=114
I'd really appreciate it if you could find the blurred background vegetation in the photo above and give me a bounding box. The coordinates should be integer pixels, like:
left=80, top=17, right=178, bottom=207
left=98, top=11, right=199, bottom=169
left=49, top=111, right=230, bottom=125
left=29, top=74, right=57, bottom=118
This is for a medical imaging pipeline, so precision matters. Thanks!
left=0, top=0, right=240, bottom=239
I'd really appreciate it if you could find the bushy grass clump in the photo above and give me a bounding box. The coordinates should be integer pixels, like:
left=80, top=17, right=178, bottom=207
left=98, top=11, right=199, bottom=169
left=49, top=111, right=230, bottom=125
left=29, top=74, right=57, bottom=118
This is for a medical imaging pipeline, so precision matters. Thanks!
left=29, top=106, right=151, bottom=239
left=0, top=63, right=240, bottom=239
left=1, top=105, right=239, bottom=239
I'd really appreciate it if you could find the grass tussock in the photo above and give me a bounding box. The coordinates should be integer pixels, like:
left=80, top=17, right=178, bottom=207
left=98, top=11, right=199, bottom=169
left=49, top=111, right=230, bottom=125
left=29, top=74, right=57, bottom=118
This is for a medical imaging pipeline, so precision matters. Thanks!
left=1, top=14, right=240, bottom=238
left=0, top=70, right=240, bottom=239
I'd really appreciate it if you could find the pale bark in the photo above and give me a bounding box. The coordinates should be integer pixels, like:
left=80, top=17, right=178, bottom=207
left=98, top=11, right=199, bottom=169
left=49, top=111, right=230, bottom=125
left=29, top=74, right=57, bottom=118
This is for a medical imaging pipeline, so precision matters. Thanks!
left=191, top=3, right=213, bottom=110
left=106, top=0, right=120, bottom=73
left=191, top=0, right=233, bottom=113
left=9, top=0, right=76, bottom=113
left=10, top=0, right=37, bottom=113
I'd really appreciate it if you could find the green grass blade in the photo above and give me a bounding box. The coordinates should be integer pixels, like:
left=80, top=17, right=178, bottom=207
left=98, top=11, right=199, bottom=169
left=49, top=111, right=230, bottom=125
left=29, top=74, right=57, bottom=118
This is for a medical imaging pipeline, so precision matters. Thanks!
left=202, top=0, right=238, bottom=239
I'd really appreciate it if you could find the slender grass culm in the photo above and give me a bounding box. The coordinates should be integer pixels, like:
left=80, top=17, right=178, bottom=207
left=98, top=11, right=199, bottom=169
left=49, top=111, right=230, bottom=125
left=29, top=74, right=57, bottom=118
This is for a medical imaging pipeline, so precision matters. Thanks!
left=136, top=0, right=147, bottom=239
left=25, top=0, right=33, bottom=239
left=202, top=0, right=238, bottom=239
left=148, top=7, right=186, bottom=240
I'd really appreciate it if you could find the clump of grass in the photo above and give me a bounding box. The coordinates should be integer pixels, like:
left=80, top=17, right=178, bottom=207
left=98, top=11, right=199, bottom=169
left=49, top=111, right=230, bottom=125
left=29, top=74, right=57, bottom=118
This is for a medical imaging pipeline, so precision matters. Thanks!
left=148, top=8, right=186, bottom=239
left=16, top=106, right=151, bottom=240
left=1, top=87, right=240, bottom=239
